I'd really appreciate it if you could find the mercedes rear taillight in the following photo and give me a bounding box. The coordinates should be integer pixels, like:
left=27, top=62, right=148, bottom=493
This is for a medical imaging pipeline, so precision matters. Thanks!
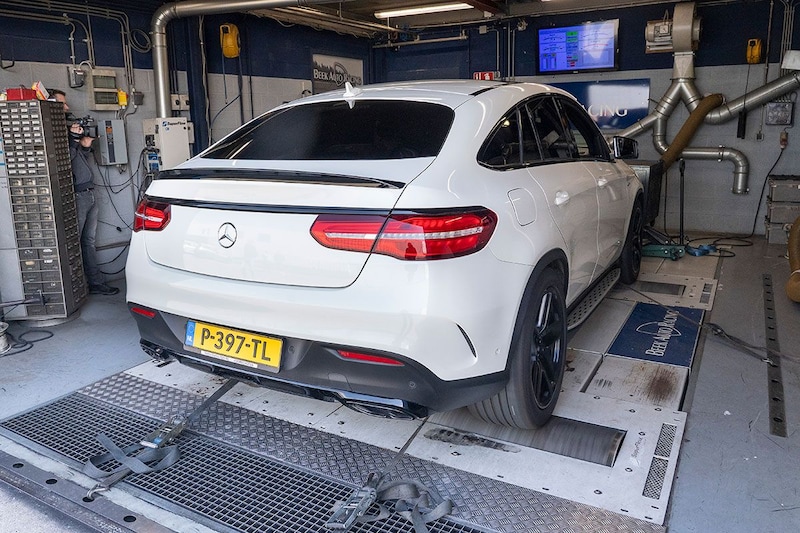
left=310, top=208, right=497, bottom=260
left=133, top=198, right=171, bottom=232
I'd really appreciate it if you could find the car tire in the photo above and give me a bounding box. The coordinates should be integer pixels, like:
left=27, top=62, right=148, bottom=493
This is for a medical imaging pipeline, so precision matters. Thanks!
left=619, top=196, right=644, bottom=285
left=468, top=268, right=567, bottom=429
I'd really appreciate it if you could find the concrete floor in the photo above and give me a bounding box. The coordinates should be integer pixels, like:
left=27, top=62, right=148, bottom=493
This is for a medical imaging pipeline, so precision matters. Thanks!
left=665, top=239, right=800, bottom=533
left=0, top=236, right=798, bottom=532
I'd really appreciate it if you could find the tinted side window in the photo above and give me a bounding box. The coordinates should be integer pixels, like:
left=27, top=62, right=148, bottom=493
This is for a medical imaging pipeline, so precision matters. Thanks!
left=478, top=110, right=522, bottom=168
left=520, top=106, right=543, bottom=164
left=525, top=98, right=574, bottom=161
left=557, top=99, right=609, bottom=160
left=203, top=100, right=454, bottom=161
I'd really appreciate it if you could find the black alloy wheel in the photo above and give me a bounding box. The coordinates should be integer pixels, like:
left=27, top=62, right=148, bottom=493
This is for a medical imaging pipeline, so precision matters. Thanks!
left=531, top=284, right=565, bottom=411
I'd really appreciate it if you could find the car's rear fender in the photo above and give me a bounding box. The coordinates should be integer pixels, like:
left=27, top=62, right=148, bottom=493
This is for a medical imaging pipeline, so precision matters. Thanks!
left=500, top=248, right=569, bottom=375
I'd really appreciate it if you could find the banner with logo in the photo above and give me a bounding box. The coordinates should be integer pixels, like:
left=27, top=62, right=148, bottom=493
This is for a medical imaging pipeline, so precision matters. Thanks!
left=607, top=302, right=703, bottom=367
left=550, top=78, right=650, bottom=131
left=312, top=54, right=364, bottom=94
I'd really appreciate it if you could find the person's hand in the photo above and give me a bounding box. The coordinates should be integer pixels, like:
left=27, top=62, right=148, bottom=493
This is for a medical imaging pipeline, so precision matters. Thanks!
left=70, top=123, right=83, bottom=135
left=79, top=136, right=93, bottom=148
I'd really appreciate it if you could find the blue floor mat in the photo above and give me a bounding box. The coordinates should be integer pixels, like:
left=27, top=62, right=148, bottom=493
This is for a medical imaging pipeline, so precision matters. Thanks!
left=607, top=302, right=704, bottom=367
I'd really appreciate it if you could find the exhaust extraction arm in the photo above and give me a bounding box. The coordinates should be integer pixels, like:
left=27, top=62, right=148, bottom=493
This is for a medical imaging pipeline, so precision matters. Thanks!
left=151, top=0, right=342, bottom=118
left=618, top=67, right=800, bottom=195
left=617, top=2, right=800, bottom=195
left=660, top=93, right=724, bottom=168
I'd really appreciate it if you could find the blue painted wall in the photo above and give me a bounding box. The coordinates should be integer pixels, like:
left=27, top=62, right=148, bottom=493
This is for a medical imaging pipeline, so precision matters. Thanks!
left=377, top=2, right=790, bottom=81
left=0, top=2, right=795, bottom=83
left=0, top=11, right=369, bottom=81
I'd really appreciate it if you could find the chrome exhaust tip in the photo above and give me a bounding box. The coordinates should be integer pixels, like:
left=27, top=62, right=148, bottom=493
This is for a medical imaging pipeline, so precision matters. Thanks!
left=335, top=391, right=428, bottom=420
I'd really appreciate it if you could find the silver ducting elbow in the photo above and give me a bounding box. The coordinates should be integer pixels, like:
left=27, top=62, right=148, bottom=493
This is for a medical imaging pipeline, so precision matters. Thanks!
left=652, top=116, right=670, bottom=154
left=681, top=146, right=750, bottom=194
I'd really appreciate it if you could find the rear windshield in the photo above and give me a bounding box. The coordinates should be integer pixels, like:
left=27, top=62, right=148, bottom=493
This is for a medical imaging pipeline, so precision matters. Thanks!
left=203, top=100, right=455, bottom=160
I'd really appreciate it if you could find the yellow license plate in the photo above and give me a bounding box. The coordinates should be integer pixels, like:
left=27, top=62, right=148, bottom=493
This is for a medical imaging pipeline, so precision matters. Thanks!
left=185, top=320, right=282, bottom=371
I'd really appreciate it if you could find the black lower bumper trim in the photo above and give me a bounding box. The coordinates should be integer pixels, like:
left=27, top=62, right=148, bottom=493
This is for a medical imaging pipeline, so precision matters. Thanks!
left=130, top=304, right=507, bottom=416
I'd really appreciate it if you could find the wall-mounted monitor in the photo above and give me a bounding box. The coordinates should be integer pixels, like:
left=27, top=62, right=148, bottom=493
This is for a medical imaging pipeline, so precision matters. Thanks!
left=537, top=20, right=619, bottom=74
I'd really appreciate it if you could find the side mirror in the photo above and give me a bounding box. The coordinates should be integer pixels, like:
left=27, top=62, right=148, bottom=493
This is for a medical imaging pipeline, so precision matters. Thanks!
left=612, top=136, right=639, bottom=159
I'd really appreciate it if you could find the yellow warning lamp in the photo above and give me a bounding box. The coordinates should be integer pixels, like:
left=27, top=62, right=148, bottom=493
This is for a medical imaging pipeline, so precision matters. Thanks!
left=220, top=24, right=240, bottom=58
left=746, top=38, right=762, bottom=64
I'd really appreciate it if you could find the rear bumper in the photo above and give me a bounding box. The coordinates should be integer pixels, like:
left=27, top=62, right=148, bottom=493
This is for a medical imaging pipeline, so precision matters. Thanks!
left=129, top=304, right=507, bottom=413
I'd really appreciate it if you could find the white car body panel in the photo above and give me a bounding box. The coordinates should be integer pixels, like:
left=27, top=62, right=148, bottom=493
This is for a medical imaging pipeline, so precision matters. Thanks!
left=127, top=235, right=530, bottom=380
left=145, top=175, right=412, bottom=287
left=527, top=162, right=600, bottom=302
left=587, top=161, right=633, bottom=272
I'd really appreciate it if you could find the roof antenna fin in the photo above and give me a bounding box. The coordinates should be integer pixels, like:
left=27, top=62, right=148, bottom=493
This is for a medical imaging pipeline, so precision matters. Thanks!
left=343, top=81, right=362, bottom=108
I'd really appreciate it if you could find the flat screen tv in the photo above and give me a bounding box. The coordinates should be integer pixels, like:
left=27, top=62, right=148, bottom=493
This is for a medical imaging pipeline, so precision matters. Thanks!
left=537, top=19, right=619, bottom=74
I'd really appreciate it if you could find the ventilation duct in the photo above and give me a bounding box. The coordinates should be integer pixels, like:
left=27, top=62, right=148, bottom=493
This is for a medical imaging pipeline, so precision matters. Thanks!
left=617, top=2, right=800, bottom=195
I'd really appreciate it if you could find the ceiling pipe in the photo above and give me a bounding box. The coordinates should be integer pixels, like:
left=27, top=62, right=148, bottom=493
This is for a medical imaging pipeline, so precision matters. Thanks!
left=259, top=6, right=396, bottom=38
left=373, top=33, right=468, bottom=49
left=151, top=0, right=345, bottom=118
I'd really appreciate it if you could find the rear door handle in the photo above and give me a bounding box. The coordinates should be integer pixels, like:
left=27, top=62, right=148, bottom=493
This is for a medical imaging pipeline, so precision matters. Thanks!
left=554, top=190, right=570, bottom=206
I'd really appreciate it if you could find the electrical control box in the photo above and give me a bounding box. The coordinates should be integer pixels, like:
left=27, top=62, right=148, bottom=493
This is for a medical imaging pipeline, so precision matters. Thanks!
left=98, top=119, right=128, bottom=165
left=142, top=117, right=191, bottom=170
left=87, top=68, right=119, bottom=111
left=765, top=102, right=794, bottom=126
left=765, top=175, right=800, bottom=244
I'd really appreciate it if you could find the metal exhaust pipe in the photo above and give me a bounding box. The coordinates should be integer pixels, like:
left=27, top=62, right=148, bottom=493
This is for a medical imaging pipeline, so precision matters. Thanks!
left=704, top=71, right=800, bottom=124
left=341, top=400, right=421, bottom=420
left=334, top=391, right=428, bottom=419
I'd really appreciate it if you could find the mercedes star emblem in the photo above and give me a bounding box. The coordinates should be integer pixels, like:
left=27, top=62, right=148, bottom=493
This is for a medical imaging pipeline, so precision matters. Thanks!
left=217, top=223, right=237, bottom=248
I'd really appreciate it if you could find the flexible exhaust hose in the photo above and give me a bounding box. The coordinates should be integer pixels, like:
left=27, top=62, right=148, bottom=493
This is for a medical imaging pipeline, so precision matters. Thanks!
left=787, top=215, right=800, bottom=303
left=660, top=93, right=724, bottom=169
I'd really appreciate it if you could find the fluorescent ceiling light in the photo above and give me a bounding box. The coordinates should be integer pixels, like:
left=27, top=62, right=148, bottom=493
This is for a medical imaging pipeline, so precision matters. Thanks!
left=374, top=3, right=473, bottom=19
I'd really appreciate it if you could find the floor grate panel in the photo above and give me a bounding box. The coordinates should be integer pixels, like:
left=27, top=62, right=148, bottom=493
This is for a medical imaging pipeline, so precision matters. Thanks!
left=1, top=373, right=665, bottom=533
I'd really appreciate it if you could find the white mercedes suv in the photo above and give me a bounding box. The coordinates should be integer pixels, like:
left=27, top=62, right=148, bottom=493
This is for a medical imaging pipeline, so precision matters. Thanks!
left=126, top=80, right=643, bottom=429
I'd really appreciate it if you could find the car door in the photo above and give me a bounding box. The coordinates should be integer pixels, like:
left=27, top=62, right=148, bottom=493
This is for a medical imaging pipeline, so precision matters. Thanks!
left=522, top=96, right=599, bottom=303
left=556, top=97, right=630, bottom=274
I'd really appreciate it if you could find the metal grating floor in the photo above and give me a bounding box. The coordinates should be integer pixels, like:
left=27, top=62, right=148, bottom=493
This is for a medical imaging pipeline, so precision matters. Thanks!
left=1, top=373, right=665, bottom=533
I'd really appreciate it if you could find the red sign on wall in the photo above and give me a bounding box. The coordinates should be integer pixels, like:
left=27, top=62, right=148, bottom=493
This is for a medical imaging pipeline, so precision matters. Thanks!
left=473, top=71, right=498, bottom=80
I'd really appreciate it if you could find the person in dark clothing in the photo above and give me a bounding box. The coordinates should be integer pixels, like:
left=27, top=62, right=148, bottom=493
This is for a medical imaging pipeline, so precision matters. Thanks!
left=54, top=90, right=119, bottom=295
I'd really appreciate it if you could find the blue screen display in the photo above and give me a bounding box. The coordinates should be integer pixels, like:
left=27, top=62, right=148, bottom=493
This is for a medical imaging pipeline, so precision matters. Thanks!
left=538, top=20, right=618, bottom=74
